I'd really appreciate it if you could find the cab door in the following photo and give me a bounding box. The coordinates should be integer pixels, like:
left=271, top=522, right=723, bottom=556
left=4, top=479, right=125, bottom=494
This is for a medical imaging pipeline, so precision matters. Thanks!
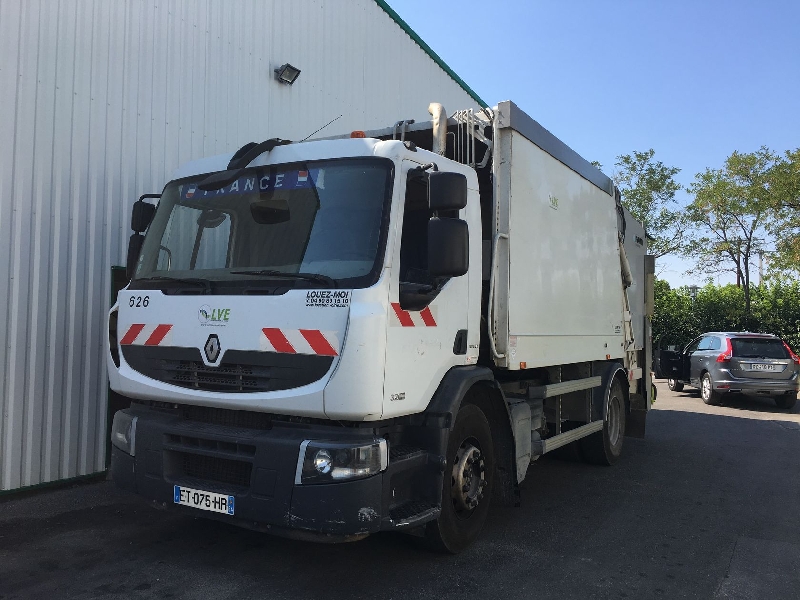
left=381, top=161, right=478, bottom=419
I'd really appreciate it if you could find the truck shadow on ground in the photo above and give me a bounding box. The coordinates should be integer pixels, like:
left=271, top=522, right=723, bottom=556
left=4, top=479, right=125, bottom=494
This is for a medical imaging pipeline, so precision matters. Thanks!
left=2, top=407, right=800, bottom=599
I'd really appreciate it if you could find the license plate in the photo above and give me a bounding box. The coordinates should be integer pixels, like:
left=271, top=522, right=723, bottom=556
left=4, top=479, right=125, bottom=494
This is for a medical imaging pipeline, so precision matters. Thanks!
left=750, top=363, right=776, bottom=371
left=173, top=485, right=235, bottom=515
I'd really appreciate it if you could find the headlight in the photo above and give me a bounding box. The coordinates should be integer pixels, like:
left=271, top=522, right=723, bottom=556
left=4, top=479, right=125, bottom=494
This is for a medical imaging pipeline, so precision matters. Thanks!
left=111, top=411, right=138, bottom=456
left=295, top=439, right=388, bottom=484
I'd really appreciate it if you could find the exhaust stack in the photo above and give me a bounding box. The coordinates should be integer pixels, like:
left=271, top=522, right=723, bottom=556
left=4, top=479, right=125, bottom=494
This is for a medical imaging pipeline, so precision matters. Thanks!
left=428, top=103, right=447, bottom=155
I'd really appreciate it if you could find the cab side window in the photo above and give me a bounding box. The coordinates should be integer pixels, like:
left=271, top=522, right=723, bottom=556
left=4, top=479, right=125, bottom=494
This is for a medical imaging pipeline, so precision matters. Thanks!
left=399, top=171, right=434, bottom=286
left=708, top=337, right=722, bottom=351
left=686, top=338, right=702, bottom=353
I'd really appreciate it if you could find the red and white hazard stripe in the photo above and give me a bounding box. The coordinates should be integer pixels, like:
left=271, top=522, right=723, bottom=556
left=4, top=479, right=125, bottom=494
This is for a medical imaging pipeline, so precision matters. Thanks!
left=260, top=328, right=339, bottom=356
left=119, top=324, right=173, bottom=346
left=390, top=303, right=437, bottom=327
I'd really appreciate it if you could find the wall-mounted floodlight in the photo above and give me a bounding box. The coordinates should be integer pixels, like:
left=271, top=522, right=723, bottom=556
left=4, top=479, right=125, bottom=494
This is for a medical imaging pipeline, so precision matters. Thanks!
left=274, top=63, right=301, bottom=85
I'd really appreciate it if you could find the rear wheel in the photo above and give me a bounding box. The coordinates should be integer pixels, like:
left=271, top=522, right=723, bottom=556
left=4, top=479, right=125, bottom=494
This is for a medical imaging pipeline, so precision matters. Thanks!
left=700, top=372, right=722, bottom=405
left=667, top=378, right=684, bottom=392
left=774, top=394, right=797, bottom=410
left=425, top=402, right=494, bottom=553
left=581, top=378, right=626, bottom=465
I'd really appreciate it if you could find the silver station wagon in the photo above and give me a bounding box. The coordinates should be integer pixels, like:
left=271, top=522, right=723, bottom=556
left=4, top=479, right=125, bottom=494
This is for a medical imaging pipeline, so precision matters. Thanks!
left=660, top=332, right=800, bottom=409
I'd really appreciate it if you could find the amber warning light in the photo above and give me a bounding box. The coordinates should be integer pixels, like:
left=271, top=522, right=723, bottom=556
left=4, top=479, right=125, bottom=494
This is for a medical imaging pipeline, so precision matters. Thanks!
left=350, top=131, right=366, bottom=138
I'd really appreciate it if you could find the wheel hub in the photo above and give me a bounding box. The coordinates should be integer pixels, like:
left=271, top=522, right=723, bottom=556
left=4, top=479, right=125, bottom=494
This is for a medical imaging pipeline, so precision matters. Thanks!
left=451, top=442, right=486, bottom=512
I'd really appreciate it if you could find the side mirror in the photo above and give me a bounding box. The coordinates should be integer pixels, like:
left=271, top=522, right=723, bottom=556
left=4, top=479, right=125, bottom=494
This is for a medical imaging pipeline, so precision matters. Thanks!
left=126, top=233, right=144, bottom=280
left=428, top=218, right=468, bottom=277
left=428, top=171, right=467, bottom=212
left=131, top=196, right=158, bottom=233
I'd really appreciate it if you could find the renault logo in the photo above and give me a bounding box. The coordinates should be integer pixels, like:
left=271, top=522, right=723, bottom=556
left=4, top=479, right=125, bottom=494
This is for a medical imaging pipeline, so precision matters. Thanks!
left=204, top=334, right=221, bottom=363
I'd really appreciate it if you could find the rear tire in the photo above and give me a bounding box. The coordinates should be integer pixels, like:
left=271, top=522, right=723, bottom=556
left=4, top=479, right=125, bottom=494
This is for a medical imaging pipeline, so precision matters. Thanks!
left=580, top=378, right=626, bottom=466
left=425, top=402, right=494, bottom=553
left=774, top=394, right=797, bottom=410
left=667, top=378, right=684, bottom=392
left=700, top=372, right=722, bottom=406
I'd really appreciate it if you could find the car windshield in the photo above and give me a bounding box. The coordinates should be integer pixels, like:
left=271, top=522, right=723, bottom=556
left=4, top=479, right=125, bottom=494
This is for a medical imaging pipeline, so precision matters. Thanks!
left=731, top=338, right=789, bottom=359
left=132, top=158, right=394, bottom=291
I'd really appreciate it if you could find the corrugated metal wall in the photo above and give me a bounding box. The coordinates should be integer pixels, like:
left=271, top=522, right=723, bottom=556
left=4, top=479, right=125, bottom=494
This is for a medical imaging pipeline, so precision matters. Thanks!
left=0, top=0, right=480, bottom=491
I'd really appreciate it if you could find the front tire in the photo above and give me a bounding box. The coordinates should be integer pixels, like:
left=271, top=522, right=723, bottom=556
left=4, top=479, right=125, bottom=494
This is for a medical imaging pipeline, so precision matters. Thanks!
left=701, top=372, right=722, bottom=405
left=425, top=402, right=494, bottom=554
left=667, top=378, right=684, bottom=392
left=581, top=378, right=626, bottom=465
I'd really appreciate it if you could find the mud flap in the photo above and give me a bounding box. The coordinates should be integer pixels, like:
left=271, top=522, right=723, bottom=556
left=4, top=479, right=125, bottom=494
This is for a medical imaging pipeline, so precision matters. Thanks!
left=626, top=408, right=647, bottom=439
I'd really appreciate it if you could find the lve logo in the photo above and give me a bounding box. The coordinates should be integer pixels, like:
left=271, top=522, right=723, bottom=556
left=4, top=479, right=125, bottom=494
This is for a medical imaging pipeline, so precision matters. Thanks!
left=198, top=305, right=231, bottom=324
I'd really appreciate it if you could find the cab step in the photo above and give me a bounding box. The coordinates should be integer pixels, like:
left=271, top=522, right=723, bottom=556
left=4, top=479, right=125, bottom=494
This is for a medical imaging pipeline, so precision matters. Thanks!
left=387, top=501, right=439, bottom=529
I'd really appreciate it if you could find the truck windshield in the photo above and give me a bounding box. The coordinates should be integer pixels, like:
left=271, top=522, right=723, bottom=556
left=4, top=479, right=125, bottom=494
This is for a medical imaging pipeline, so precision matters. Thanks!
left=132, top=158, right=394, bottom=292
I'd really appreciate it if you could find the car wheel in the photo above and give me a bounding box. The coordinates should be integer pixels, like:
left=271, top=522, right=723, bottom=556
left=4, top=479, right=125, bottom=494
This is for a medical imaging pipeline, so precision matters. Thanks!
left=701, top=372, right=721, bottom=406
left=425, top=402, right=494, bottom=554
left=667, top=378, right=684, bottom=392
left=774, top=394, right=797, bottom=410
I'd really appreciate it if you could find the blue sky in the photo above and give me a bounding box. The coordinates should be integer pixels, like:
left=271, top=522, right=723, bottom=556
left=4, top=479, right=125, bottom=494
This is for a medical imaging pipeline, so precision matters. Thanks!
left=388, top=0, right=800, bottom=286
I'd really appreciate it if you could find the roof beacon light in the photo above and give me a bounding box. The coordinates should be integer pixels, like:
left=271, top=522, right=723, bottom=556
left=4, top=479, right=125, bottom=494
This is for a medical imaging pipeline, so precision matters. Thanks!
left=350, top=131, right=366, bottom=138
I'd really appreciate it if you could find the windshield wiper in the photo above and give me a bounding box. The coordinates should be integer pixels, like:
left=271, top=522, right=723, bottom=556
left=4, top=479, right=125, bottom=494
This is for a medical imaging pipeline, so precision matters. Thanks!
left=230, top=270, right=337, bottom=288
left=136, top=275, right=213, bottom=294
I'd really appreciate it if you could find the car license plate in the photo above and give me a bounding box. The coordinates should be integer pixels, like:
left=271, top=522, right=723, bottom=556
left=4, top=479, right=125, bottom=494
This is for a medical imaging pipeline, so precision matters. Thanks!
left=173, top=485, right=235, bottom=515
left=750, top=363, right=776, bottom=371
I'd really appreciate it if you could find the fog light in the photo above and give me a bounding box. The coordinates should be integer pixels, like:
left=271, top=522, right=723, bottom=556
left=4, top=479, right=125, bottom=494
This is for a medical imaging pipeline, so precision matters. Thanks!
left=111, top=411, right=137, bottom=456
left=296, top=439, right=388, bottom=485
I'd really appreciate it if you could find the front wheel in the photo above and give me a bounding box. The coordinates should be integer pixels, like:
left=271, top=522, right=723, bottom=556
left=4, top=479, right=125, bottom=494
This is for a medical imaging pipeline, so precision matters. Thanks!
left=701, top=372, right=722, bottom=405
left=425, top=402, right=494, bottom=554
left=667, top=378, right=684, bottom=392
left=581, top=378, right=626, bottom=465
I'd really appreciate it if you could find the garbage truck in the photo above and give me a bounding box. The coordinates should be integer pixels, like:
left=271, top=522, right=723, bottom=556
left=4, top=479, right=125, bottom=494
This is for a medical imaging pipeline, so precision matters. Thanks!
left=108, top=100, right=655, bottom=552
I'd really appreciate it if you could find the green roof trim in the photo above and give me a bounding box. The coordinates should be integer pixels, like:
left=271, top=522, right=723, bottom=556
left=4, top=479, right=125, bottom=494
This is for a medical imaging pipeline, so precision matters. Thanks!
left=373, top=0, right=488, bottom=108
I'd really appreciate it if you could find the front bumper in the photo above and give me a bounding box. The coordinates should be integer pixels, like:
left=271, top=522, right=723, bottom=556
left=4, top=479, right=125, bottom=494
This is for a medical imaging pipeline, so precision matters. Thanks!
left=110, top=404, right=442, bottom=539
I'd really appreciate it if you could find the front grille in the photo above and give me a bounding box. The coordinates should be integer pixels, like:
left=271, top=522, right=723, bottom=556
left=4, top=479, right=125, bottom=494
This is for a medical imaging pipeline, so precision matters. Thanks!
left=176, top=452, right=253, bottom=488
left=168, top=360, right=264, bottom=391
left=122, top=346, right=334, bottom=393
left=165, top=434, right=256, bottom=457
left=181, top=405, right=274, bottom=430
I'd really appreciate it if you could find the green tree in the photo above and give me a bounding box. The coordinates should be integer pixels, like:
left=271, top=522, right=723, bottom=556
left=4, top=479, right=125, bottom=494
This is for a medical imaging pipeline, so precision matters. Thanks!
left=684, top=148, right=776, bottom=322
left=614, top=149, right=683, bottom=260
left=652, top=279, right=800, bottom=352
left=766, top=148, right=800, bottom=274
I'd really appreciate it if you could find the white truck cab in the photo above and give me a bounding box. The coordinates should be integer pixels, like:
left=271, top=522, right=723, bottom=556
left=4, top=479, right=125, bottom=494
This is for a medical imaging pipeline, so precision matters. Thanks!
left=108, top=102, right=654, bottom=552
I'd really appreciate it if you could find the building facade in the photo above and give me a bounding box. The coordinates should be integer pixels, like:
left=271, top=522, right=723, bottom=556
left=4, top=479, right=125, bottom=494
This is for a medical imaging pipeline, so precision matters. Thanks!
left=0, top=0, right=484, bottom=491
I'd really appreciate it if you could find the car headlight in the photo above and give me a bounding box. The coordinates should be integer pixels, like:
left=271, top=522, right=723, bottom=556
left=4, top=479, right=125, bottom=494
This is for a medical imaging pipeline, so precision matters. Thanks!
left=295, top=439, right=388, bottom=484
left=111, top=411, right=138, bottom=456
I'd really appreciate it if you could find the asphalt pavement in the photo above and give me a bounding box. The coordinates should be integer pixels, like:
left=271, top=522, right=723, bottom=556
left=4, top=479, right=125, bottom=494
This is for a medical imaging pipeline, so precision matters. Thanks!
left=2, top=381, right=799, bottom=600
